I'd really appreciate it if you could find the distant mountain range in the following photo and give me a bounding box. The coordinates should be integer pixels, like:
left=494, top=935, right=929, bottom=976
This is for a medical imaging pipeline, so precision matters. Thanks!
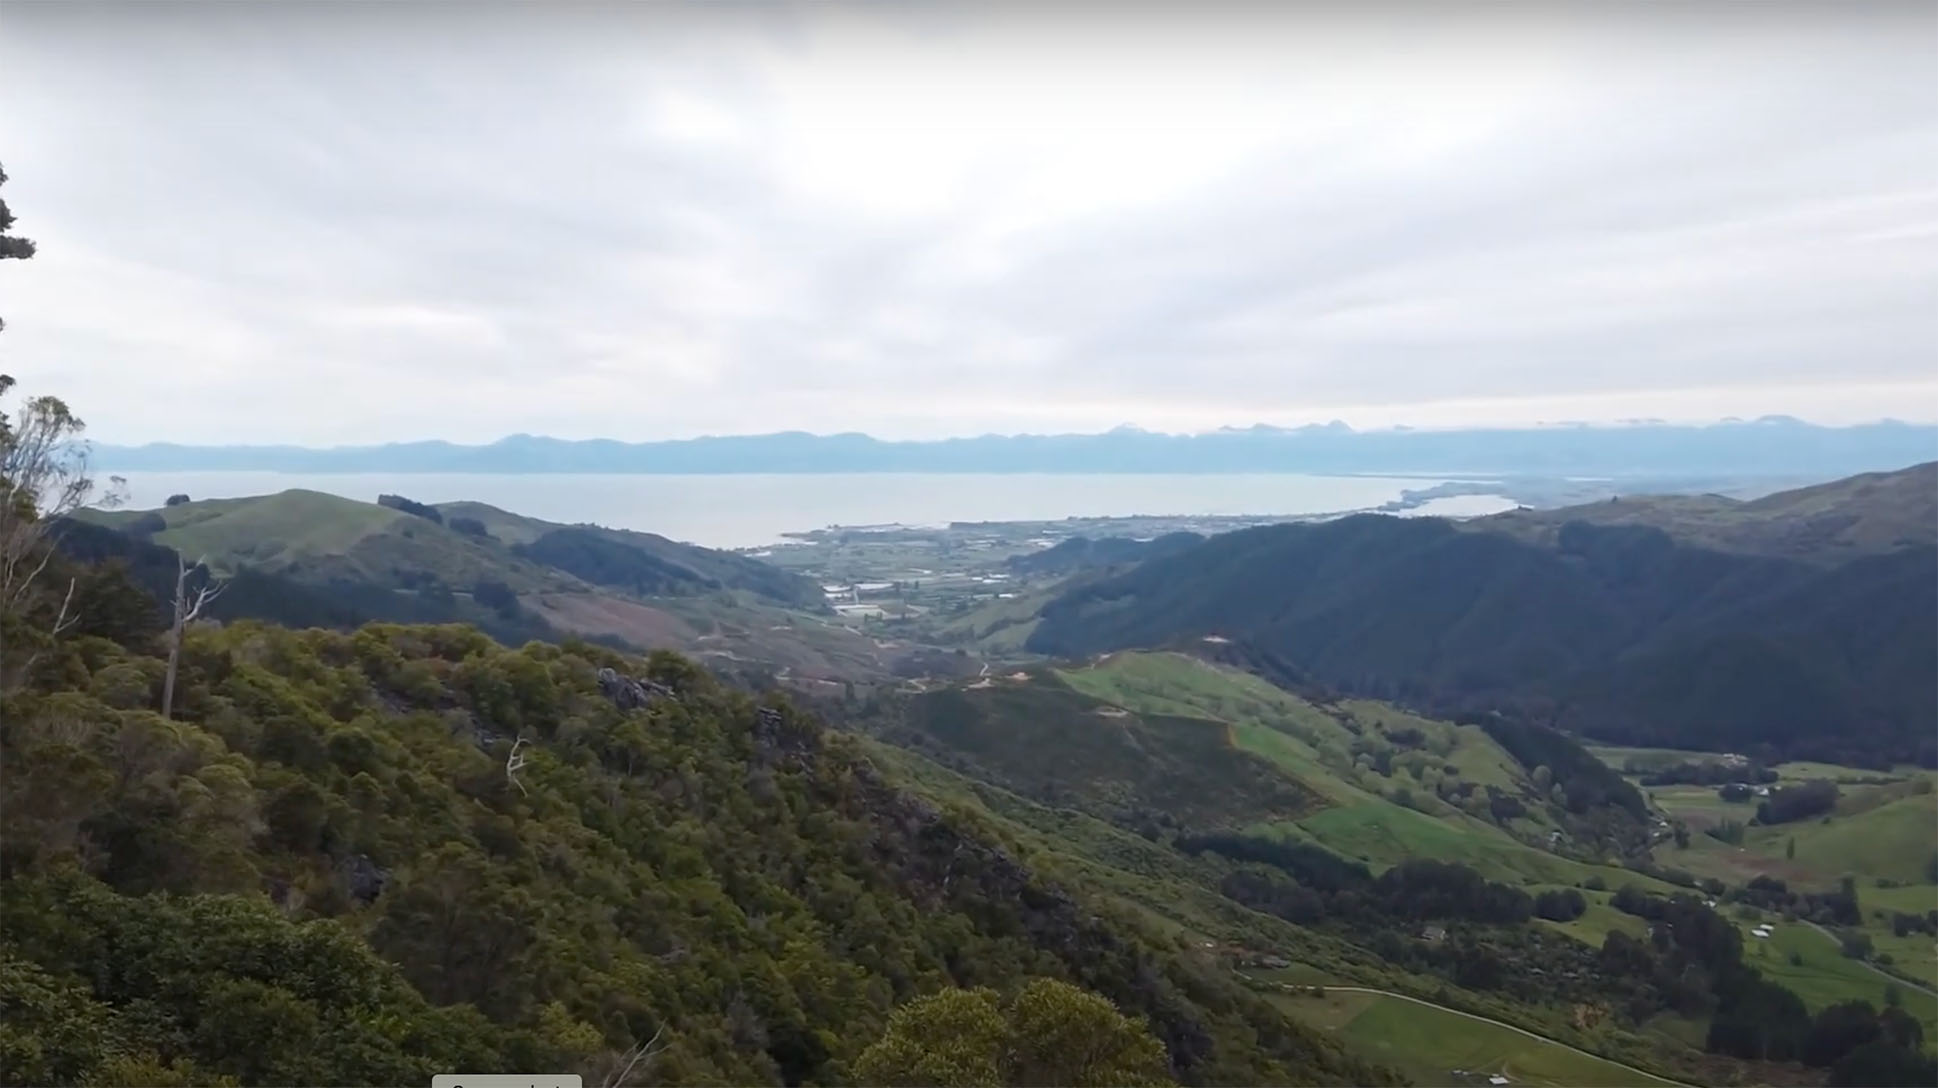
left=91, top=417, right=1938, bottom=477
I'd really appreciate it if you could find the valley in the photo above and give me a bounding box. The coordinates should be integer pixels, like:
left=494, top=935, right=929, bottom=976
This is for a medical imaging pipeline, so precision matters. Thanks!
left=6, top=12, right=1936, bottom=1084
left=12, top=445, right=1936, bottom=1087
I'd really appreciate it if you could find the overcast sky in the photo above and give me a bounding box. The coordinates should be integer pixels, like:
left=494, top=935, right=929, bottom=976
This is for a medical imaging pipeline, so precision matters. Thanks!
left=1, top=1, right=1933, bottom=446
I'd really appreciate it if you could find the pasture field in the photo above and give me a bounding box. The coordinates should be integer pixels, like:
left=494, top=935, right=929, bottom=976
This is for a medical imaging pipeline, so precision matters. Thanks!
left=1528, top=886, right=1649, bottom=946
left=1268, top=987, right=1683, bottom=1087
left=1736, top=916, right=1938, bottom=1047
left=1606, top=743, right=1938, bottom=891
left=1061, top=651, right=1684, bottom=899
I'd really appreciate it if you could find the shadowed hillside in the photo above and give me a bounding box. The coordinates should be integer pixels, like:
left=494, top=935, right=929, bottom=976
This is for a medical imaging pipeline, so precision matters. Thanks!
left=1027, top=510, right=1937, bottom=767
left=1007, top=532, right=1207, bottom=576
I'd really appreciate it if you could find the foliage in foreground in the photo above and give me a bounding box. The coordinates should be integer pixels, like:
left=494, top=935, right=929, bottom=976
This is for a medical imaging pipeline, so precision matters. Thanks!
left=853, top=977, right=1174, bottom=1088
left=0, top=599, right=1389, bottom=1086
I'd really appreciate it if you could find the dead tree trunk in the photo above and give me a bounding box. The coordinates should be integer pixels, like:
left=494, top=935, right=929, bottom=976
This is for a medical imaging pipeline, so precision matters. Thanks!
left=162, top=554, right=224, bottom=720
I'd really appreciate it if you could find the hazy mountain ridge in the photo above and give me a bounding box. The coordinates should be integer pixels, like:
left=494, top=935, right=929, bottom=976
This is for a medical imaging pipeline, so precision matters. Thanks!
left=91, top=418, right=1938, bottom=477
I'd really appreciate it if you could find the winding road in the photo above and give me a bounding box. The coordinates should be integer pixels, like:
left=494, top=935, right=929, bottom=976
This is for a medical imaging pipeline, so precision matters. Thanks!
left=1802, top=920, right=1938, bottom=998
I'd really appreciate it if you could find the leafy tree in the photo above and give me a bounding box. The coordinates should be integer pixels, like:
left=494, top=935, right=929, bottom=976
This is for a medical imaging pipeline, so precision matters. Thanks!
left=1, top=374, right=126, bottom=692
left=1757, top=780, right=1839, bottom=824
left=1802, top=1000, right=1882, bottom=1067
left=1007, top=977, right=1172, bottom=1087
left=1829, top=1040, right=1938, bottom=1087
left=854, top=979, right=1173, bottom=1088
left=854, top=987, right=1012, bottom=1087
left=0, top=162, right=35, bottom=331
left=1533, top=888, right=1588, bottom=922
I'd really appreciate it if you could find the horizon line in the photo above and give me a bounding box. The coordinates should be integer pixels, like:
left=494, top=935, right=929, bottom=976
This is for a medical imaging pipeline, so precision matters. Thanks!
left=89, top=414, right=1938, bottom=451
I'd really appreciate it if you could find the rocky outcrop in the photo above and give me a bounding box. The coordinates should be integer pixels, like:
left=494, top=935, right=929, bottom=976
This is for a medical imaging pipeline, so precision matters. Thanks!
left=751, top=705, right=818, bottom=766
left=597, top=666, right=676, bottom=710
left=338, top=853, right=392, bottom=905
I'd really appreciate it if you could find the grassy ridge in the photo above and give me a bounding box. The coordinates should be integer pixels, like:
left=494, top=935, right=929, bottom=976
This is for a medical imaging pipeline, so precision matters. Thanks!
left=1057, top=653, right=1665, bottom=893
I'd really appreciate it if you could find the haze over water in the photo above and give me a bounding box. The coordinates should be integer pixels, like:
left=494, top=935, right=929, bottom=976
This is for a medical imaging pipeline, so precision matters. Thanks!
left=105, top=471, right=1511, bottom=549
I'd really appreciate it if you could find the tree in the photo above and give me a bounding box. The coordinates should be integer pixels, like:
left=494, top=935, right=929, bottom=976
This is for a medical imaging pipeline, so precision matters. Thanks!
left=1829, top=1040, right=1938, bottom=1088
left=1, top=374, right=124, bottom=691
left=853, top=987, right=1009, bottom=1087
left=1006, top=977, right=1172, bottom=1088
left=0, top=162, right=36, bottom=332
left=161, top=554, right=226, bottom=719
left=854, top=978, right=1174, bottom=1088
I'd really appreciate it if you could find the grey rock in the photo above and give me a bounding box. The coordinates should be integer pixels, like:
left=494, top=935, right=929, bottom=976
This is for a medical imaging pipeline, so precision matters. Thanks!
left=339, top=853, right=391, bottom=905
left=597, top=666, right=676, bottom=710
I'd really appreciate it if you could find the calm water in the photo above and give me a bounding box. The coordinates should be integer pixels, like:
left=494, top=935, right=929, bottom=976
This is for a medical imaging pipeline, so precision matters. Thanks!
left=106, top=471, right=1512, bottom=549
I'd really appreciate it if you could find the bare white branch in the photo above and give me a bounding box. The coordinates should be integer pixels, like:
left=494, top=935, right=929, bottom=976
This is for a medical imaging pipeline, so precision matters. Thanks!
left=507, top=737, right=532, bottom=796
left=161, top=554, right=227, bottom=720
left=601, top=1025, right=668, bottom=1088
left=50, top=576, right=76, bottom=637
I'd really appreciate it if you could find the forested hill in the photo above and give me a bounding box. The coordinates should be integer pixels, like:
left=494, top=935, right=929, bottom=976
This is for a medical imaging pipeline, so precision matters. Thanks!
left=1475, top=460, right=1938, bottom=564
left=0, top=575, right=1389, bottom=1086
left=1027, top=513, right=1937, bottom=767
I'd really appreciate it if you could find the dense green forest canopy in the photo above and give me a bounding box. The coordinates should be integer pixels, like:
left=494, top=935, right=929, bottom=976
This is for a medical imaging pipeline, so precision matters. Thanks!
left=0, top=521, right=1389, bottom=1085
left=1027, top=510, right=1938, bottom=767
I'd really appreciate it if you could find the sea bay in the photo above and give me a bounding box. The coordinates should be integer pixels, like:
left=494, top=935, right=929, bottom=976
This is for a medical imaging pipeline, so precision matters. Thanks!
left=102, top=471, right=1515, bottom=549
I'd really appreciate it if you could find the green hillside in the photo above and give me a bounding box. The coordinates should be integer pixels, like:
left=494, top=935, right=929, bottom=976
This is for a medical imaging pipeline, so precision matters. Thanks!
left=1027, top=507, right=1938, bottom=768
left=437, top=500, right=825, bottom=609
left=88, top=490, right=823, bottom=608
left=0, top=616, right=1388, bottom=1087
left=85, top=490, right=582, bottom=593
left=851, top=675, right=1786, bottom=1086
left=1263, top=986, right=1683, bottom=1087
left=1476, top=461, right=1938, bottom=564
left=871, top=667, right=1322, bottom=831
left=68, top=491, right=922, bottom=687
left=1053, top=653, right=1653, bottom=888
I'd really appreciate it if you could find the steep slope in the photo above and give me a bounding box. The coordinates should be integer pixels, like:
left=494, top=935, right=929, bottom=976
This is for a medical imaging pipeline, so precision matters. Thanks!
left=1027, top=515, right=1937, bottom=765
left=437, top=500, right=825, bottom=608
left=843, top=657, right=1848, bottom=1086
left=0, top=615, right=1390, bottom=1087
left=1476, top=460, right=1937, bottom=564
left=865, top=668, right=1323, bottom=831
left=1007, top=532, right=1207, bottom=576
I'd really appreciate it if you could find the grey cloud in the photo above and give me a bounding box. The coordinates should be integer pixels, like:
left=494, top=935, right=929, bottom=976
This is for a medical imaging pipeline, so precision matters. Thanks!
left=0, top=1, right=1932, bottom=444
